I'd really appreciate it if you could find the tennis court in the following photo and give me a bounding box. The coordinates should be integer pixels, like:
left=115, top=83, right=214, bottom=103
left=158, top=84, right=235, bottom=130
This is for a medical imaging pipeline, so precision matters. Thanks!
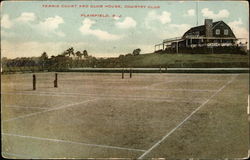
left=1, top=72, right=249, bottom=158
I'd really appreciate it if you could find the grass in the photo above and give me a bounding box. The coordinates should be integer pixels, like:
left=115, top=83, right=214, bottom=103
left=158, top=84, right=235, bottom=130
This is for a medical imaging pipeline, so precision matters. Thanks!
left=121, top=53, right=249, bottom=68
left=1, top=72, right=249, bottom=158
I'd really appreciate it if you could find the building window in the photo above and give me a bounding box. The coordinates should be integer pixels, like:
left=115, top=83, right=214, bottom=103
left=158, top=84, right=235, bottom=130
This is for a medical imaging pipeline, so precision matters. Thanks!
left=215, top=29, right=220, bottom=35
left=224, top=29, right=228, bottom=35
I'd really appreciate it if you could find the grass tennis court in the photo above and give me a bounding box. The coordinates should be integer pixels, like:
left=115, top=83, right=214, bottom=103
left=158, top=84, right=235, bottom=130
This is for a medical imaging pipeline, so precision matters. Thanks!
left=1, top=72, right=249, bottom=158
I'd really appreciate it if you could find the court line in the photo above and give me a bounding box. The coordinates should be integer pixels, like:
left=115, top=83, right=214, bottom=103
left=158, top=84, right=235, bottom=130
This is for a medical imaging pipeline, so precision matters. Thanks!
left=57, top=79, right=227, bottom=84
left=2, top=91, right=86, bottom=98
left=76, top=86, right=218, bottom=92
left=138, top=74, right=238, bottom=159
left=2, top=104, right=48, bottom=110
left=149, top=79, right=226, bottom=88
left=2, top=133, right=146, bottom=152
left=2, top=152, right=33, bottom=159
left=97, top=96, right=203, bottom=104
left=1, top=85, right=217, bottom=93
left=2, top=91, right=204, bottom=104
left=2, top=88, right=210, bottom=101
left=3, top=98, right=98, bottom=122
left=161, top=88, right=216, bottom=92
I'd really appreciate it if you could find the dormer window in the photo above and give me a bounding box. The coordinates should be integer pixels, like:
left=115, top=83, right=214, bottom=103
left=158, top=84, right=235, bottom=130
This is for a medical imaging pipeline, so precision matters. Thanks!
left=215, top=29, right=220, bottom=35
left=224, top=29, right=228, bottom=35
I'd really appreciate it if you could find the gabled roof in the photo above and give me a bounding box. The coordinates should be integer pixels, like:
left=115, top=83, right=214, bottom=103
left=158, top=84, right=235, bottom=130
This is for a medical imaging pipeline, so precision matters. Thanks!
left=189, top=21, right=222, bottom=31
left=182, top=21, right=236, bottom=38
left=182, top=21, right=221, bottom=37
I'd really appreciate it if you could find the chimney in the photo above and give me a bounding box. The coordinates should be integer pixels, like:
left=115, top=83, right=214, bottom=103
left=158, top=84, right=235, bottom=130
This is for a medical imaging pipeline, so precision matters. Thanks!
left=205, top=19, right=213, bottom=37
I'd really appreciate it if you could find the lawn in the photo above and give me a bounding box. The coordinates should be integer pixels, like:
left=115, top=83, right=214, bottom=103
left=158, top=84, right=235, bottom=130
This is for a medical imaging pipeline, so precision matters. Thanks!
left=122, top=53, right=249, bottom=68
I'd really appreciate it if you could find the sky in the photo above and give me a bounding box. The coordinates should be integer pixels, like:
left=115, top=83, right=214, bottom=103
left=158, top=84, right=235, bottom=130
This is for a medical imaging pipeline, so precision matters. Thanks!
left=1, top=1, right=249, bottom=58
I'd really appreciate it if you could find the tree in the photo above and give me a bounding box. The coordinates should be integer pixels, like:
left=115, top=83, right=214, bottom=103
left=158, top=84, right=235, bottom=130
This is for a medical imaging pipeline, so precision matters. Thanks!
left=132, top=48, right=141, bottom=56
left=53, top=55, right=71, bottom=71
left=1, top=57, right=8, bottom=66
left=64, top=47, right=75, bottom=57
left=118, top=54, right=125, bottom=59
left=39, top=52, right=48, bottom=62
left=125, top=53, right=132, bottom=57
left=1, top=57, right=8, bottom=72
left=83, top=50, right=88, bottom=58
left=75, top=51, right=82, bottom=59
left=39, top=52, right=49, bottom=70
left=74, top=51, right=81, bottom=67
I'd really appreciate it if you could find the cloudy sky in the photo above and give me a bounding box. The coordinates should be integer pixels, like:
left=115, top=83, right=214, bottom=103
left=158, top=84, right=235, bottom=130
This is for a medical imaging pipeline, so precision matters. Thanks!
left=1, top=1, right=249, bottom=58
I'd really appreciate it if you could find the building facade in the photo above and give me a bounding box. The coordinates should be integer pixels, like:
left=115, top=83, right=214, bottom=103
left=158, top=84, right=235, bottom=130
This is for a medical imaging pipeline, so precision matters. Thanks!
left=155, top=19, right=247, bottom=54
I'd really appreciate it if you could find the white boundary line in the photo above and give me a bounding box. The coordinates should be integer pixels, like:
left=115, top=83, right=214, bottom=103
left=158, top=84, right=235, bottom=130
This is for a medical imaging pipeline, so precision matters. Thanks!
left=2, top=152, right=33, bottom=159
left=56, top=79, right=227, bottom=84
left=3, top=98, right=98, bottom=122
left=164, top=88, right=216, bottom=92
left=149, top=79, right=226, bottom=88
left=92, top=85, right=219, bottom=92
left=2, top=91, right=86, bottom=98
left=2, top=81, right=218, bottom=95
left=2, top=91, right=205, bottom=104
left=97, top=96, right=204, bottom=103
left=138, top=75, right=238, bottom=159
left=3, top=92, right=202, bottom=103
left=2, top=92, right=204, bottom=104
left=2, top=104, right=48, bottom=110
left=2, top=133, right=146, bottom=152
left=2, top=87, right=217, bottom=96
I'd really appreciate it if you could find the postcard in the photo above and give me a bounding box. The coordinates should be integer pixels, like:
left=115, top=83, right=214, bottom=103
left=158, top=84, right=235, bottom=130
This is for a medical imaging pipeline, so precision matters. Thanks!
left=1, top=0, right=249, bottom=159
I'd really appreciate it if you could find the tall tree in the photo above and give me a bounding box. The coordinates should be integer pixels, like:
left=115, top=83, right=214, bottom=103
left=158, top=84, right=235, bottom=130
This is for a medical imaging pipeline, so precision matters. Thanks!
left=40, top=52, right=48, bottom=60
left=65, top=47, right=75, bottom=57
left=132, top=48, right=141, bottom=56
left=75, top=51, right=81, bottom=59
left=83, top=50, right=88, bottom=58
left=39, top=52, right=49, bottom=70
